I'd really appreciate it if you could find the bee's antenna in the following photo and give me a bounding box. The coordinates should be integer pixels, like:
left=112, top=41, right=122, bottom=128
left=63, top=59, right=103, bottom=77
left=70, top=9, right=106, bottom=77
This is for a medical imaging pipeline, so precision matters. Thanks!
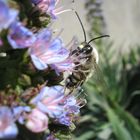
left=88, top=35, right=110, bottom=44
left=74, top=11, right=87, bottom=42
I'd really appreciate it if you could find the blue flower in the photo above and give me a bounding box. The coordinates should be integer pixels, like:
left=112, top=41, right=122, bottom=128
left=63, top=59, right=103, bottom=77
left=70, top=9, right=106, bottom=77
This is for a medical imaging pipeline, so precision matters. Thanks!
left=31, top=86, right=65, bottom=118
left=55, top=95, right=80, bottom=126
left=25, top=108, right=49, bottom=133
left=50, top=58, right=75, bottom=74
left=8, top=22, right=36, bottom=49
left=64, top=96, right=80, bottom=114
left=12, top=106, right=31, bottom=124
left=29, top=28, right=70, bottom=70
left=30, top=86, right=82, bottom=126
left=0, top=0, right=18, bottom=31
left=32, top=0, right=70, bottom=19
left=32, top=0, right=57, bottom=17
left=0, top=106, right=18, bottom=139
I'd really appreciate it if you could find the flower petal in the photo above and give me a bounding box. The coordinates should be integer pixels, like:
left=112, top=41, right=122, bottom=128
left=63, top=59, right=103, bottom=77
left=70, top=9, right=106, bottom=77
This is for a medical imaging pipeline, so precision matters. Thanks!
left=0, top=1, right=18, bottom=31
left=8, top=22, right=36, bottom=49
left=44, top=48, right=69, bottom=64
left=31, top=54, right=48, bottom=70
left=0, top=123, right=18, bottom=139
left=26, top=109, right=48, bottom=133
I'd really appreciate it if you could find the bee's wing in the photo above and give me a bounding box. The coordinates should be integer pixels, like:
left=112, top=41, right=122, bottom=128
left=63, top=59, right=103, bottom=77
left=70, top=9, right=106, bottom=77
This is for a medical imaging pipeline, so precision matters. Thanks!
left=91, top=61, right=109, bottom=94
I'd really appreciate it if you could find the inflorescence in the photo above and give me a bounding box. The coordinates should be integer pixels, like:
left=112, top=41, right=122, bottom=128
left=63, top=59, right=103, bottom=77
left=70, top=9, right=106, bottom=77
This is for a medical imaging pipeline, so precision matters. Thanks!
left=0, top=0, right=87, bottom=139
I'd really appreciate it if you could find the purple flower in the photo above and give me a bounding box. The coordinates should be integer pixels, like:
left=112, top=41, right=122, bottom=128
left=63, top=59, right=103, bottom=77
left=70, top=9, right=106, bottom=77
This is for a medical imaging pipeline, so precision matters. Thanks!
left=8, top=22, right=36, bottom=49
left=0, top=0, right=18, bottom=31
left=32, top=0, right=57, bottom=14
left=12, top=106, right=31, bottom=124
left=31, top=85, right=82, bottom=126
left=29, top=29, right=70, bottom=70
left=50, top=58, right=75, bottom=73
left=25, top=108, right=49, bottom=133
left=31, top=86, right=65, bottom=118
left=64, top=96, right=80, bottom=114
left=0, top=106, right=18, bottom=139
left=32, top=0, right=70, bottom=19
left=55, top=95, right=80, bottom=126
left=45, top=133, right=59, bottom=140
left=56, top=112, right=71, bottom=126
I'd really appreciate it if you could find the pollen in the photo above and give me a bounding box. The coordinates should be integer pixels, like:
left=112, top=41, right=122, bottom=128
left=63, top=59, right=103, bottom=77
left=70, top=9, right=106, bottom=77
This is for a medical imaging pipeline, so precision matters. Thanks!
left=79, top=45, right=84, bottom=49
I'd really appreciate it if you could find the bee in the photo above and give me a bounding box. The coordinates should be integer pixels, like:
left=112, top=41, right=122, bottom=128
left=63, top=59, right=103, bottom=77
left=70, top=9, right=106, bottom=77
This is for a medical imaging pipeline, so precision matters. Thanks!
left=66, top=11, right=109, bottom=90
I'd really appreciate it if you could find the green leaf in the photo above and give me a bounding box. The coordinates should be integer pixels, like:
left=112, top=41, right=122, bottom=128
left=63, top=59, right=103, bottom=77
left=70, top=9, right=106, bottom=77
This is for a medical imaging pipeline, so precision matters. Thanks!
left=107, top=108, right=132, bottom=140
left=113, top=103, right=140, bottom=140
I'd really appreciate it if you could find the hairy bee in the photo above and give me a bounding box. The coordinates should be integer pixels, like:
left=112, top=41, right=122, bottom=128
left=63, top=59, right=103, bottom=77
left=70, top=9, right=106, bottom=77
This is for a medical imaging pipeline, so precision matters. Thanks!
left=66, top=11, right=109, bottom=90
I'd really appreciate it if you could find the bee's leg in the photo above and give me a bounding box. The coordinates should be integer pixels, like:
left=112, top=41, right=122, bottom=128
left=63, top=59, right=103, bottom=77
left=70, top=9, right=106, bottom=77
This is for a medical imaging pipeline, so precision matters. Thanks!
left=63, top=76, right=74, bottom=95
left=77, top=80, right=84, bottom=87
left=78, top=69, right=90, bottom=73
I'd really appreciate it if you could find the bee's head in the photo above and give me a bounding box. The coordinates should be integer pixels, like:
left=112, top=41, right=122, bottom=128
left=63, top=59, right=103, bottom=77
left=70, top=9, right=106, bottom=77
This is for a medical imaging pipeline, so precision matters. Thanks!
left=78, top=42, right=99, bottom=64
left=78, top=42, right=93, bottom=54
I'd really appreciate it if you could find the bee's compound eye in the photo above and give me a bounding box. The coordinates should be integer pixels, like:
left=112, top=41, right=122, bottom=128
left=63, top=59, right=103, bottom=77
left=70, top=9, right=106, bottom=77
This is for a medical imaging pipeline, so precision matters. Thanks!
left=82, top=45, right=93, bottom=54
left=87, top=46, right=93, bottom=53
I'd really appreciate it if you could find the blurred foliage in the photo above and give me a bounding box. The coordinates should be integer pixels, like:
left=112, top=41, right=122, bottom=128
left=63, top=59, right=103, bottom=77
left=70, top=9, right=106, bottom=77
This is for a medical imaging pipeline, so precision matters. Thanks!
left=85, top=0, right=107, bottom=37
left=73, top=0, right=140, bottom=140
